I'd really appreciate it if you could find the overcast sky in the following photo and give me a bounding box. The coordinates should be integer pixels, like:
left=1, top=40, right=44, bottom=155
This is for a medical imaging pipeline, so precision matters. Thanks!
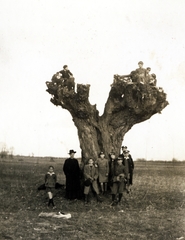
left=0, top=0, right=185, bottom=160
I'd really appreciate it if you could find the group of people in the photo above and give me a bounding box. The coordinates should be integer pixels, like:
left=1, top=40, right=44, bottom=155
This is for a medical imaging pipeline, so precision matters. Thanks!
left=44, top=146, right=134, bottom=208
left=116, top=61, right=157, bottom=86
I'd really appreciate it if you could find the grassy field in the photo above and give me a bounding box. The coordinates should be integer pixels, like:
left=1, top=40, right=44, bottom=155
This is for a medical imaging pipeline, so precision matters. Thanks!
left=0, top=158, right=184, bottom=240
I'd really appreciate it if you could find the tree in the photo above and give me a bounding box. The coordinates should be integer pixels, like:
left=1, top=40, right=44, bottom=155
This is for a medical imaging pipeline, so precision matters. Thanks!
left=9, top=147, right=14, bottom=158
left=46, top=73, right=168, bottom=163
left=0, top=143, right=8, bottom=158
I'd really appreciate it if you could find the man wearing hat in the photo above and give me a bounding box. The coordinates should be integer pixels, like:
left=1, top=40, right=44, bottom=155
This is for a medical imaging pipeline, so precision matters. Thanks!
left=122, top=149, right=134, bottom=193
left=121, top=146, right=132, bottom=160
left=111, top=155, right=127, bottom=206
left=63, top=150, right=81, bottom=200
left=59, top=65, right=75, bottom=90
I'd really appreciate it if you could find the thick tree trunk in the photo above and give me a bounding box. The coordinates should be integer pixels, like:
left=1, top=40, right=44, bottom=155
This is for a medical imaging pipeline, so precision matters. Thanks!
left=46, top=74, right=168, bottom=162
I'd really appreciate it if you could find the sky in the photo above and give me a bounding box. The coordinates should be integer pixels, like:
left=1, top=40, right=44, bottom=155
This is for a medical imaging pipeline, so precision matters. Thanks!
left=0, top=0, right=185, bottom=160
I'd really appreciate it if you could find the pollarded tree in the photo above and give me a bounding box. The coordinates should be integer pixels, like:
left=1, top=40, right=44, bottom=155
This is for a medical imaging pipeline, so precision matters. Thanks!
left=46, top=73, right=168, bottom=163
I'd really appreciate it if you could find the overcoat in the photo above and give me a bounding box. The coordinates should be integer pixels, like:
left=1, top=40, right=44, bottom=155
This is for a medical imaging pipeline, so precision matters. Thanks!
left=111, top=163, right=126, bottom=194
left=122, top=155, right=134, bottom=185
left=83, top=164, right=99, bottom=195
left=63, top=158, right=81, bottom=200
left=59, top=69, right=73, bottom=79
left=97, top=158, right=109, bottom=183
left=45, top=172, right=57, bottom=193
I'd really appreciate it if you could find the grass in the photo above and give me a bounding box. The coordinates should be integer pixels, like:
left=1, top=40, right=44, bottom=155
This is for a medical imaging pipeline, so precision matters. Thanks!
left=0, top=158, right=184, bottom=240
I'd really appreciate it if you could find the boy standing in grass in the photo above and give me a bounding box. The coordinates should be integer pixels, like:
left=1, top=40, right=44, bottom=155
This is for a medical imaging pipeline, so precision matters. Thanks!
left=45, top=166, right=57, bottom=209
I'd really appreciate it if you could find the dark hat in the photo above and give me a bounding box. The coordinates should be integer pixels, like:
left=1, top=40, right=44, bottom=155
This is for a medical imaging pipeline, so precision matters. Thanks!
left=117, top=155, right=123, bottom=160
left=84, top=179, right=92, bottom=187
left=63, top=65, right=68, bottom=69
left=88, top=158, right=94, bottom=162
left=68, top=149, right=76, bottom=154
left=121, top=146, right=127, bottom=149
left=110, top=152, right=115, bottom=155
left=99, top=151, right=104, bottom=155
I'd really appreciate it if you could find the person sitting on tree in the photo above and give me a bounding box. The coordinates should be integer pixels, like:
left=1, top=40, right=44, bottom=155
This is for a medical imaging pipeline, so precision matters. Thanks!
left=114, top=61, right=146, bottom=83
left=144, top=67, right=157, bottom=86
left=59, top=65, right=75, bottom=90
left=136, top=61, right=146, bottom=78
left=83, top=158, right=103, bottom=204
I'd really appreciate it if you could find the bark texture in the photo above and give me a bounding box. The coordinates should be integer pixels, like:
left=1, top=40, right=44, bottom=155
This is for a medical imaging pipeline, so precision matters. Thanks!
left=46, top=74, right=168, bottom=163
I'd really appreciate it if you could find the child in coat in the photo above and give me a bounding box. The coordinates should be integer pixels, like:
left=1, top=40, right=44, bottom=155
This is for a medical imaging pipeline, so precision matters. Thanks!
left=45, top=166, right=57, bottom=208
left=83, top=158, right=102, bottom=204
left=97, top=152, right=109, bottom=194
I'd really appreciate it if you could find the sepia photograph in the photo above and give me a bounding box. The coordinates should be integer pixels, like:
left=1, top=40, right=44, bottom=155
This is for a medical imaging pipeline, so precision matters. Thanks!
left=0, top=0, right=185, bottom=239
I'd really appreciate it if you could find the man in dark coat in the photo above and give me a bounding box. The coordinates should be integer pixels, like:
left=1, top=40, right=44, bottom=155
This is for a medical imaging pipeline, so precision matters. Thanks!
left=63, top=150, right=81, bottom=200
left=59, top=65, right=73, bottom=79
left=59, top=65, right=75, bottom=90
left=122, top=149, right=134, bottom=193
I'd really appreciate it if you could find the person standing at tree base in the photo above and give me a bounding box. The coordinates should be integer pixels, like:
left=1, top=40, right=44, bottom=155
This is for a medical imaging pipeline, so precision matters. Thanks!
left=83, top=158, right=103, bottom=204
left=63, top=150, right=81, bottom=200
left=122, top=149, right=134, bottom=194
left=96, top=152, right=109, bottom=195
left=111, top=155, right=126, bottom=206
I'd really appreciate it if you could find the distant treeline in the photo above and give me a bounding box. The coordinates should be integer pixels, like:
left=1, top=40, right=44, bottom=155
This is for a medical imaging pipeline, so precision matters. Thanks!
left=1, top=155, right=184, bottom=163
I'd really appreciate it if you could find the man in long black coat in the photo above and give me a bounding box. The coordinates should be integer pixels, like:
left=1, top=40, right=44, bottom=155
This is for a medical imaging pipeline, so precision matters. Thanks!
left=63, top=149, right=81, bottom=200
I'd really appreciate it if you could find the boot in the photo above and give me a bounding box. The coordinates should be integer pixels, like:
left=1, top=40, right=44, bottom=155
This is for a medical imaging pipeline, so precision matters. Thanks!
left=96, top=194, right=103, bottom=202
left=104, top=183, right=107, bottom=193
left=100, top=184, right=104, bottom=195
left=48, top=199, right=51, bottom=207
left=118, top=193, right=123, bottom=202
left=51, top=198, right=55, bottom=207
left=112, top=194, right=116, bottom=202
left=111, top=194, right=117, bottom=206
left=84, top=194, right=88, bottom=204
